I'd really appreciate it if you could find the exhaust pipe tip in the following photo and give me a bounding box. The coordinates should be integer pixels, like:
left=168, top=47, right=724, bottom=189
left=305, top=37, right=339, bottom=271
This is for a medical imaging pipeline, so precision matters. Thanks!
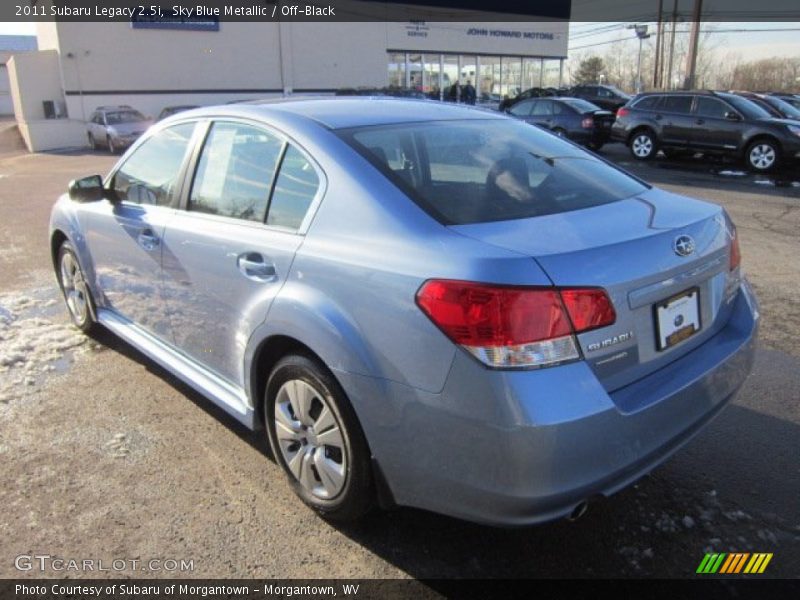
left=567, top=500, right=590, bottom=522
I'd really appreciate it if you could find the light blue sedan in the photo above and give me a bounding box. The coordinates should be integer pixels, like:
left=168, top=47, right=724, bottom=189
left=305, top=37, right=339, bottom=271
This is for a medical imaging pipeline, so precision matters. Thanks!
left=50, top=98, right=758, bottom=525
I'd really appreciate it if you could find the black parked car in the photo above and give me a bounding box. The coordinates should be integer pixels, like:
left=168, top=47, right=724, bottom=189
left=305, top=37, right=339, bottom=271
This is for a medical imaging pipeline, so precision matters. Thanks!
left=767, top=93, right=800, bottom=110
left=611, top=90, right=800, bottom=171
left=508, top=97, right=615, bottom=150
left=569, top=84, right=631, bottom=113
left=731, top=92, right=800, bottom=122
left=498, top=87, right=558, bottom=112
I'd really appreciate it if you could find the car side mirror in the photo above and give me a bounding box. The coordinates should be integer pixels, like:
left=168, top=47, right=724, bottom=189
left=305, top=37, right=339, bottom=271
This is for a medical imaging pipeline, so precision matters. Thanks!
left=724, top=111, right=741, bottom=121
left=68, top=175, right=105, bottom=203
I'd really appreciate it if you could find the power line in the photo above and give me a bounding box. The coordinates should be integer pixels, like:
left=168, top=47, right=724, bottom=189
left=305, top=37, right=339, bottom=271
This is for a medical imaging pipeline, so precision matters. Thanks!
left=569, top=27, right=800, bottom=51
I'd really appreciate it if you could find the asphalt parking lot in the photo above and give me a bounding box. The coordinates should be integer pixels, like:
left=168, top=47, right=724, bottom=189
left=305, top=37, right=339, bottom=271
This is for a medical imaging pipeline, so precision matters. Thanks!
left=1, top=128, right=798, bottom=580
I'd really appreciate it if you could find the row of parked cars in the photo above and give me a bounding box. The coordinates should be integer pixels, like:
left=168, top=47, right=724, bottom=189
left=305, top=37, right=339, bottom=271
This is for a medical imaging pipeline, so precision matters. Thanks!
left=85, top=104, right=198, bottom=153
left=502, top=85, right=800, bottom=172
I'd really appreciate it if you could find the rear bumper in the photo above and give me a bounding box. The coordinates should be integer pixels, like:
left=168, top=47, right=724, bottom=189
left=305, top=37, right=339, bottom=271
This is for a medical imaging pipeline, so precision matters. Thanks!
left=572, top=128, right=612, bottom=145
left=339, top=280, right=758, bottom=526
left=610, top=123, right=631, bottom=143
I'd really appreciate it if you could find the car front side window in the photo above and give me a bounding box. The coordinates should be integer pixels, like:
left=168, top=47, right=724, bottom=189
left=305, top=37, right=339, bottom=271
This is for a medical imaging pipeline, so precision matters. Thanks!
left=189, top=122, right=284, bottom=223
left=111, top=122, right=196, bottom=206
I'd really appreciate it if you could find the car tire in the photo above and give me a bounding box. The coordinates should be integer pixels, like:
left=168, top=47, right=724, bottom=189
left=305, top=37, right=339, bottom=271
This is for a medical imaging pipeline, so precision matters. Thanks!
left=57, top=241, right=98, bottom=334
left=586, top=141, right=604, bottom=151
left=745, top=139, right=780, bottom=172
left=264, top=354, right=373, bottom=522
left=87, top=133, right=96, bottom=151
left=553, top=127, right=567, bottom=138
left=107, top=136, right=117, bottom=154
left=630, top=129, right=658, bottom=160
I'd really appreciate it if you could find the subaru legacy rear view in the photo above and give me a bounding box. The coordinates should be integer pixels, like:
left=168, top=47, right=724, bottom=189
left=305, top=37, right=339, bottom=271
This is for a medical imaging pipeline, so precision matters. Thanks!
left=50, top=99, right=758, bottom=525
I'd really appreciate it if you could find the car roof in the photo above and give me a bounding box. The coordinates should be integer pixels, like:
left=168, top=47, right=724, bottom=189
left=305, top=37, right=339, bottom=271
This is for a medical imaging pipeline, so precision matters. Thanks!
left=196, top=97, right=507, bottom=130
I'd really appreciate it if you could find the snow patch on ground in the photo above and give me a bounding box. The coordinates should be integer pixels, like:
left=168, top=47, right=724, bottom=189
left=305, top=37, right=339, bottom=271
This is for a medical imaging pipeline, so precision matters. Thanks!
left=0, top=288, right=88, bottom=406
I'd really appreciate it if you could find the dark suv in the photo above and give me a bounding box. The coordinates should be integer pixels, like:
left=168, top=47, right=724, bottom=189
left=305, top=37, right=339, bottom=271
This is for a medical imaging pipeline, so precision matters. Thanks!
left=569, top=84, right=631, bottom=113
left=612, top=91, right=800, bottom=171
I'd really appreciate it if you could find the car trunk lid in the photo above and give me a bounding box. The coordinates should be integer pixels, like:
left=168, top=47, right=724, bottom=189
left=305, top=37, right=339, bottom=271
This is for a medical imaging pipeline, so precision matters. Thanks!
left=451, top=188, right=738, bottom=395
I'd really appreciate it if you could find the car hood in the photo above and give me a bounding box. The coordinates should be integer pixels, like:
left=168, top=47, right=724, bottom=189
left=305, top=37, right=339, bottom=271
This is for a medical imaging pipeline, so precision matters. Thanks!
left=758, top=117, right=800, bottom=127
left=111, top=121, right=152, bottom=135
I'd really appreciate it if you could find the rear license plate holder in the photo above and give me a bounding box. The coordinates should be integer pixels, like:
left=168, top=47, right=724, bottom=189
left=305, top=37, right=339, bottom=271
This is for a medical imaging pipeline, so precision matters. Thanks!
left=654, top=287, right=701, bottom=351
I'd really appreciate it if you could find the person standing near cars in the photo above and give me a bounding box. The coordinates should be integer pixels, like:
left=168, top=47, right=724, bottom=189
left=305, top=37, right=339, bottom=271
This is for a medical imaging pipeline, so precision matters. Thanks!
left=463, top=80, right=476, bottom=105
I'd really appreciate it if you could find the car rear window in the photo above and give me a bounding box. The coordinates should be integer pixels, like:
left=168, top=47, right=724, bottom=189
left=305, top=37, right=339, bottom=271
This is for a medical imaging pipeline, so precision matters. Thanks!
left=561, top=98, right=600, bottom=113
left=339, top=119, right=648, bottom=225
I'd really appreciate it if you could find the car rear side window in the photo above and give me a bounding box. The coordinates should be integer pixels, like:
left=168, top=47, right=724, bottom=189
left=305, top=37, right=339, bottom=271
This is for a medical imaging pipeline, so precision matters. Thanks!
left=341, top=119, right=648, bottom=225
left=509, top=100, right=534, bottom=116
left=111, top=122, right=195, bottom=207
left=266, top=145, right=320, bottom=230
left=633, top=96, right=661, bottom=110
left=662, top=96, right=693, bottom=114
left=531, top=100, right=553, bottom=116
left=695, top=97, right=730, bottom=119
left=189, top=122, right=283, bottom=222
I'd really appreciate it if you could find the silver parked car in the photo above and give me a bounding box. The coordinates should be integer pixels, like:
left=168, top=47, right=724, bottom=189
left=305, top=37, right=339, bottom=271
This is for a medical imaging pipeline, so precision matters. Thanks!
left=51, top=99, right=758, bottom=525
left=86, top=105, right=153, bottom=154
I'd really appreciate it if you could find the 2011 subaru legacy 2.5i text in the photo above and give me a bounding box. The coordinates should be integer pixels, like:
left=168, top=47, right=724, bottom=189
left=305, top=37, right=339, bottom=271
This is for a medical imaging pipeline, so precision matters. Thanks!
left=50, top=98, right=758, bottom=526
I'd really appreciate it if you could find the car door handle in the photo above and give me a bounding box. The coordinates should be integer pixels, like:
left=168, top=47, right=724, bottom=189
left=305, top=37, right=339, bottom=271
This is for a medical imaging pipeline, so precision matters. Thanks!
left=695, top=119, right=705, bottom=125
left=655, top=114, right=663, bottom=120
left=237, top=253, right=277, bottom=282
left=137, top=229, right=159, bottom=251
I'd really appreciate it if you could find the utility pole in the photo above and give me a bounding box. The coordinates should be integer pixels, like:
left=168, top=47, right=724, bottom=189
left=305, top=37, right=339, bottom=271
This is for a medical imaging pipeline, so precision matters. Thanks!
left=683, top=0, right=703, bottom=89
left=628, top=24, right=650, bottom=94
left=666, top=0, right=678, bottom=90
left=653, top=0, right=663, bottom=88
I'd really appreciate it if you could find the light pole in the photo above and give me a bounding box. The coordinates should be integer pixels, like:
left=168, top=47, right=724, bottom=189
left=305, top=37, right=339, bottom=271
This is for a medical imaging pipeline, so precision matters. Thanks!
left=630, top=24, right=651, bottom=94
left=65, top=50, right=90, bottom=122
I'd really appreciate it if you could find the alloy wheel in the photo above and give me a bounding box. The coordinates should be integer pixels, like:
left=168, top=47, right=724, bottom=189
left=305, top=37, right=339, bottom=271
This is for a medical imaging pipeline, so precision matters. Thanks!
left=60, top=251, right=89, bottom=325
left=749, top=144, right=776, bottom=171
left=632, top=134, right=654, bottom=158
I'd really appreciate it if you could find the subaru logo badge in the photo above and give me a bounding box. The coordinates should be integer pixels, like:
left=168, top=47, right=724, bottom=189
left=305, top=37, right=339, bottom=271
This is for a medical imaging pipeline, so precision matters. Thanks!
left=674, top=235, right=695, bottom=257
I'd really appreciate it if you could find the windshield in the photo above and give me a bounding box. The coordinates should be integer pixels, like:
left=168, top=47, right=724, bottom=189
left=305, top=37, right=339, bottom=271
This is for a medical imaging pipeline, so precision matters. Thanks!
left=562, top=98, right=602, bottom=113
left=718, top=94, right=772, bottom=119
left=607, top=86, right=631, bottom=99
left=106, top=110, right=147, bottom=125
left=339, top=119, right=648, bottom=225
left=763, top=96, right=800, bottom=119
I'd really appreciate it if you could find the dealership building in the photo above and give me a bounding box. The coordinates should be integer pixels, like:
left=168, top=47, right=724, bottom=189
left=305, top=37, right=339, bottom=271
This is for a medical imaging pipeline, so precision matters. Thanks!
left=7, top=3, right=569, bottom=151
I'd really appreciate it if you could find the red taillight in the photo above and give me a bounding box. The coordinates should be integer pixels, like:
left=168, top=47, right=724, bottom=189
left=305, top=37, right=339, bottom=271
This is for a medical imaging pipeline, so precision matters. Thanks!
left=581, top=117, right=594, bottom=129
left=617, top=107, right=630, bottom=118
left=560, top=289, right=617, bottom=332
left=729, top=227, right=741, bottom=271
left=416, top=280, right=615, bottom=368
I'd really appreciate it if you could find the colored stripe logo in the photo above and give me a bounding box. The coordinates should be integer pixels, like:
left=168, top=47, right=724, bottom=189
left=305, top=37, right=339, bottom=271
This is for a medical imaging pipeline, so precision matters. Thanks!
left=696, top=553, right=773, bottom=574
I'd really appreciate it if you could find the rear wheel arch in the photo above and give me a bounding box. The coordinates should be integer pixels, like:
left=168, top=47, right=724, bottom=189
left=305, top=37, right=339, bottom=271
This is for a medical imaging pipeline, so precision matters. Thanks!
left=252, top=335, right=322, bottom=427
left=628, top=125, right=658, bottom=146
